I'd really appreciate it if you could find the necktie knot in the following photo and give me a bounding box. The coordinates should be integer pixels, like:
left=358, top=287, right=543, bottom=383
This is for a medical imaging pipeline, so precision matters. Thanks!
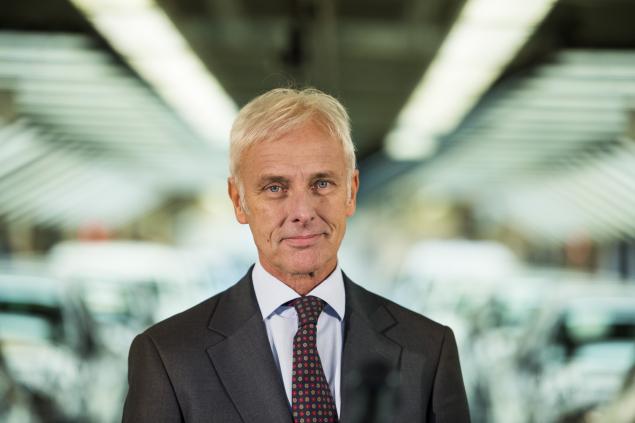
left=292, top=295, right=325, bottom=327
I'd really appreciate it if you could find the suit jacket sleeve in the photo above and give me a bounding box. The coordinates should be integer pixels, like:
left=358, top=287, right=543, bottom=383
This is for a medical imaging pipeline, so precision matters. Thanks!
left=429, top=326, right=470, bottom=422
left=122, top=333, right=183, bottom=423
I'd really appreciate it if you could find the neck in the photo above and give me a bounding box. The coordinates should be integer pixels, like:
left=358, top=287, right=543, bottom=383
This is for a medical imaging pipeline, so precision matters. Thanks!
left=283, top=272, right=327, bottom=296
left=259, top=260, right=337, bottom=295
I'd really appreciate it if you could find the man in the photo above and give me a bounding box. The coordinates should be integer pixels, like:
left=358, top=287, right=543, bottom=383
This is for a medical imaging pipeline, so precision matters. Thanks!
left=122, top=88, right=470, bottom=422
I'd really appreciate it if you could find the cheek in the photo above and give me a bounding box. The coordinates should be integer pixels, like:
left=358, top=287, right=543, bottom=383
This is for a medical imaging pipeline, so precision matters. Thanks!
left=318, top=203, right=347, bottom=232
left=252, top=207, right=286, bottom=242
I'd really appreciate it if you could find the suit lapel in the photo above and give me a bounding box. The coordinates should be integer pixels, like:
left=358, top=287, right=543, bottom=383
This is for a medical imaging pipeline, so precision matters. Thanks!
left=339, top=276, right=402, bottom=423
left=206, top=272, right=292, bottom=423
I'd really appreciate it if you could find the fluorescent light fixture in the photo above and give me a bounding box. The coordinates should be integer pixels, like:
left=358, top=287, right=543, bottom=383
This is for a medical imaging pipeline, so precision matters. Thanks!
left=0, top=32, right=232, bottom=228
left=386, top=0, right=558, bottom=160
left=70, top=0, right=236, bottom=147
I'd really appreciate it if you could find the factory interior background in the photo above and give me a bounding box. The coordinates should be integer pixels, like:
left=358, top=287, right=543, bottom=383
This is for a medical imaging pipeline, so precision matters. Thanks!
left=2, top=0, right=635, bottom=421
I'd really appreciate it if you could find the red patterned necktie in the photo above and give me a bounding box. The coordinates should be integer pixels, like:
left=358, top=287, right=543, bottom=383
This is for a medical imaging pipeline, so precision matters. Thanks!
left=291, top=295, right=338, bottom=423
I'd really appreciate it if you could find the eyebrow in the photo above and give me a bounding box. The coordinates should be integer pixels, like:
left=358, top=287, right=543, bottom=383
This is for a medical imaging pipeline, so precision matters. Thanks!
left=257, top=175, right=290, bottom=186
left=256, top=171, right=339, bottom=186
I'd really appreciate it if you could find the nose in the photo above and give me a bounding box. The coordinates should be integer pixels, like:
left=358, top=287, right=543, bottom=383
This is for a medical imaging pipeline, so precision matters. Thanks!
left=287, top=188, right=317, bottom=225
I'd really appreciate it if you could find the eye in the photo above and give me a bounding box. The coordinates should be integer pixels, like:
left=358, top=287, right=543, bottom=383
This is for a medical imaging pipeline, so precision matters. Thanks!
left=267, top=185, right=282, bottom=193
left=314, top=180, right=330, bottom=189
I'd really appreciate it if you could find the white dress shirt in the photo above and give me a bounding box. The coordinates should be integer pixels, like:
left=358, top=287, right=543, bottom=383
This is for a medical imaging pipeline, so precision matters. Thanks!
left=251, top=260, right=346, bottom=415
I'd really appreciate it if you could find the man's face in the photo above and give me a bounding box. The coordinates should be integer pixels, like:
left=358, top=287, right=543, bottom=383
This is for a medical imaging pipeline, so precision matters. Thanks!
left=228, top=121, right=359, bottom=283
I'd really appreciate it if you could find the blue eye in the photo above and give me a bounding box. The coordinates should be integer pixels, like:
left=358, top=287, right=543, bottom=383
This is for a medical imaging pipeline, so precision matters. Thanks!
left=268, top=185, right=282, bottom=193
left=316, top=180, right=330, bottom=189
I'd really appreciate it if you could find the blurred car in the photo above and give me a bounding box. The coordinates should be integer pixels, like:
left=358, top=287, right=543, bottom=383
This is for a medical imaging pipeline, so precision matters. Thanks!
left=585, top=361, right=635, bottom=423
left=49, top=241, right=206, bottom=327
left=468, top=274, right=549, bottom=423
left=396, top=239, right=520, bottom=317
left=394, top=239, right=522, bottom=422
left=48, top=240, right=211, bottom=422
left=1, top=349, right=40, bottom=422
left=509, top=282, right=635, bottom=423
left=0, top=272, right=95, bottom=422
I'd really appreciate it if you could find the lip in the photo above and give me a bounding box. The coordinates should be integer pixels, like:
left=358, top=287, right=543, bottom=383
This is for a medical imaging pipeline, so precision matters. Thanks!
left=282, top=234, right=323, bottom=248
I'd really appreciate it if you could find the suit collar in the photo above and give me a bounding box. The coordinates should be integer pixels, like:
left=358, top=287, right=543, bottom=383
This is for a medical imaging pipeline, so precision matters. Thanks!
left=207, top=266, right=260, bottom=338
left=206, top=268, right=292, bottom=423
left=343, top=272, right=398, bottom=333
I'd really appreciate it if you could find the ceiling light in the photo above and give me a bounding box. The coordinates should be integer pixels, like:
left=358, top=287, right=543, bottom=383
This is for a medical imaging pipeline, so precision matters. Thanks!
left=386, top=0, right=558, bottom=159
left=69, top=0, right=236, bottom=148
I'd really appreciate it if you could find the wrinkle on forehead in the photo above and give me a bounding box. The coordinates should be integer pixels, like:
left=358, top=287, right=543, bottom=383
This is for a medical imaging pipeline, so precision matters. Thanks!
left=245, top=146, right=346, bottom=183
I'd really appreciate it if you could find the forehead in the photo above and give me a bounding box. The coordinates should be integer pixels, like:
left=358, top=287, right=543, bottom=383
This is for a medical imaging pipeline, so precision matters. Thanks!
left=241, top=122, right=347, bottom=178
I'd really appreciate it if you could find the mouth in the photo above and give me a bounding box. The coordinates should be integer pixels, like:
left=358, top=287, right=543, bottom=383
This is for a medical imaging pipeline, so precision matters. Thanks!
left=282, top=233, right=325, bottom=248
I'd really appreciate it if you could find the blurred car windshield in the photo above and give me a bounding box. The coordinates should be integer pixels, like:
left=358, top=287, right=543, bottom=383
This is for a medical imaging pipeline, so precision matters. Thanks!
left=0, top=305, right=63, bottom=343
left=556, top=300, right=635, bottom=354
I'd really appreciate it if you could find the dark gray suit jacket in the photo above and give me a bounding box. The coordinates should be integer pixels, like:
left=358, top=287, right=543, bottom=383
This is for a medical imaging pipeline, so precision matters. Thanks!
left=122, top=270, right=470, bottom=422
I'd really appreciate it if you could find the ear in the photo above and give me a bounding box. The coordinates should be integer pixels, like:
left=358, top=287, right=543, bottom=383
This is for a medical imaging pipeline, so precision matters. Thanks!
left=346, top=169, right=360, bottom=217
left=228, top=177, right=248, bottom=224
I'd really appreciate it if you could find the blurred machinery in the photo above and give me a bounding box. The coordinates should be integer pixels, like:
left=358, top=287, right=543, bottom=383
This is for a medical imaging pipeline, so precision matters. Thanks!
left=2, top=1, right=635, bottom=422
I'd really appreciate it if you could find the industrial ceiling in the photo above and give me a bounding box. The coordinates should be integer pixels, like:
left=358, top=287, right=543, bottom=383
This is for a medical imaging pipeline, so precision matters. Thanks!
left=1, top=0, right=635, bottom=240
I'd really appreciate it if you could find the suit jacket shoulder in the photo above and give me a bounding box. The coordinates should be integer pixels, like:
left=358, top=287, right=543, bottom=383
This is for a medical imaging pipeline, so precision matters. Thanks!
left=123, top=270, right=293, bottom=423
left=142, top=271, right=252, bottom=350
left=342, top=275, right=470, bottom=423
left=344, top=276, right=449, bottom=349
left=143, top=293, right=220, bottom=346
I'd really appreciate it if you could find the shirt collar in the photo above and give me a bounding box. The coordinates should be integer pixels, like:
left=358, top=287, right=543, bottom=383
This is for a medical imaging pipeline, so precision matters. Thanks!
left=252, top=260, right=346, bottom=321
